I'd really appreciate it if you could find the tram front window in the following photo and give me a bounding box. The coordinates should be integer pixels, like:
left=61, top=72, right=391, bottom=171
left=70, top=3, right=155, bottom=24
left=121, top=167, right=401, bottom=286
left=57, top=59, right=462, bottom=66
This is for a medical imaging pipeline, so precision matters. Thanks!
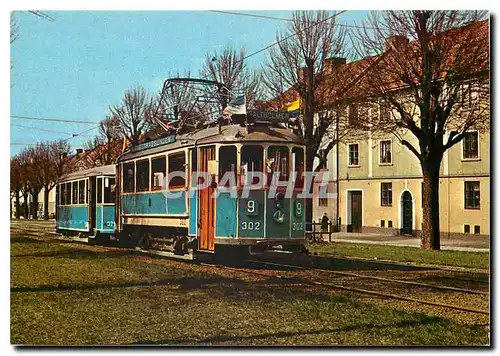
left=219, top=146, right=237, bottom=187
left=292, top=147, right=304, bottom=188
left=267, top=146, right=289, bottom=183
left=241, top=145, right=263, bottom=185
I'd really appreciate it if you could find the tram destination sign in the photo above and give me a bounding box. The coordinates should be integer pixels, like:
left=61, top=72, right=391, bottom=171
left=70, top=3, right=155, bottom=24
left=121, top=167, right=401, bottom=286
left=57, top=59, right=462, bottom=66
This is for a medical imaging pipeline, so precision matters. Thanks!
left=247, top=109, right=299, bottom=123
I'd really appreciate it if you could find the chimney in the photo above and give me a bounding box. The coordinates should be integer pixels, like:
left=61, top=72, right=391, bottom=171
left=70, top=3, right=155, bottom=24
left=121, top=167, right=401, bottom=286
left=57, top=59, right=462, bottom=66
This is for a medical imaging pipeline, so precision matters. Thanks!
left=385, top=35, right=409, bottom=50
left=76, top=148, right=83, bottom=154
left=324, top=57, right=347, bottom=74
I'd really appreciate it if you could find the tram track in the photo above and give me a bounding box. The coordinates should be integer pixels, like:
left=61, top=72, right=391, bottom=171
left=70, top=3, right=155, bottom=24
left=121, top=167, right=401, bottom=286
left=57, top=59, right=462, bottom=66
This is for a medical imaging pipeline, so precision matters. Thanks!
left=199, top=260, right=489, bottom=316
left=11, top=222, right=490, bottom=317
left=245, top=259, right=489, bottom=295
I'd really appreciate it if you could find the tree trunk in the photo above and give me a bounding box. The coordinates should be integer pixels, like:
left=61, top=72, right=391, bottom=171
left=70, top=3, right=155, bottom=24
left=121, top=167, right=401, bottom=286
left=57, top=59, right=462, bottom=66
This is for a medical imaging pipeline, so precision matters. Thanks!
left=421, top=164, right=441, bottom=250
left=15, top=189, right=20, bottom=219
left=43, top=186, right=50, bottom=220
left=31, top=190, right=39, bottom=220
left=23, top=192, right=29, bottom=218
left=304, top=146, right=316, bottom=228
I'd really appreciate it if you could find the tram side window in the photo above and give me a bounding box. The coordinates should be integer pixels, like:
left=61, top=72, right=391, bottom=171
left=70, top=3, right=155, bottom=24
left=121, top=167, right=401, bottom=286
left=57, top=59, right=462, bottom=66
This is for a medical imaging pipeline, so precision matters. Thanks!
left=292, top=147, right=305, bottom=188
left=219, top=146, right=237, bottom=187
left=168, top=152, right=186, bottom=189
left=151, top=156, right=166, bottom=191
left=136, top=159, right=150, bottom=192
left=241, top=145, right=263, bottom=185
left=104, top=177, right=116, bottom=203
left=72, top=182, right=78, bottom=204
left=59, top=184, right=64, bottom=205
left=189, top=149, right=197, bottom=187
left=78, top=180, right=85, bottom=204
left=267, top=146, right=289, bottom=182
left=123, top=162, right=135, bottom=193
left=97, top=177, right=103, bottom=204
left=66, top=182, right=71, bottom=205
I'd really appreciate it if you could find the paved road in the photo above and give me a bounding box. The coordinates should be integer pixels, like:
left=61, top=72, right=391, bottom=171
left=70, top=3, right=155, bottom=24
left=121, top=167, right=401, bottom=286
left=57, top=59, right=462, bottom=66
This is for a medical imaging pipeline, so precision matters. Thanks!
left=325, top=232, right=489, bottom=252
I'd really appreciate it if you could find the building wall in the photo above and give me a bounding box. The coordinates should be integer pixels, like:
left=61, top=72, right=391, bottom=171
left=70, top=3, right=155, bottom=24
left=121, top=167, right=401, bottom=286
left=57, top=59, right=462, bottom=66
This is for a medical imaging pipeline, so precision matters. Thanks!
left=339, top=175, right=490, bottom=237
left=338, top=124, right=490, bottom=237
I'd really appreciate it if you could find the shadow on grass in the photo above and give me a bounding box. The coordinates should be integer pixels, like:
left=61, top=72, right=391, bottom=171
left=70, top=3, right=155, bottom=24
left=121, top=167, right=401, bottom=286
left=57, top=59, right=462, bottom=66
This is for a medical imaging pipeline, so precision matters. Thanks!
left=10, top=236, right=44, bottom=244
left=131, top=315, right=449, bottom=345
left=257, top=254, right=436, bottom=272
left=11, top=249, right=135, bottom=260
left=10, top=273, right=347, bottom=304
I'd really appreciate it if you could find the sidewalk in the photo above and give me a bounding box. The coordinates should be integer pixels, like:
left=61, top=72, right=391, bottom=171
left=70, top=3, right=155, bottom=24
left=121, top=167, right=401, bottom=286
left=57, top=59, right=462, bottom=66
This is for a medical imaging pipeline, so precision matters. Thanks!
left=325, top=232, right=490, bottom=252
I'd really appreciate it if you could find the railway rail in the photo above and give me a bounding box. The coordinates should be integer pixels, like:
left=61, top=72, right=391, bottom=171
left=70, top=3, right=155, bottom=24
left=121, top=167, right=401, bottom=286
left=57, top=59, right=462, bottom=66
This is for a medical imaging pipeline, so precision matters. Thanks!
left=11, top=221, right=490, bottom=317
left=245, top=259, right=489, bottom=295
left=200, top=260, right=489, bottom=316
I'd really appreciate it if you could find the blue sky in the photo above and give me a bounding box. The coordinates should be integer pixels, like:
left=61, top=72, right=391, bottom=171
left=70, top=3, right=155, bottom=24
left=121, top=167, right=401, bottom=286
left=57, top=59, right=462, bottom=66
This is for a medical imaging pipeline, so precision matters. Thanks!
left=10, top=10, right=369, bottom=155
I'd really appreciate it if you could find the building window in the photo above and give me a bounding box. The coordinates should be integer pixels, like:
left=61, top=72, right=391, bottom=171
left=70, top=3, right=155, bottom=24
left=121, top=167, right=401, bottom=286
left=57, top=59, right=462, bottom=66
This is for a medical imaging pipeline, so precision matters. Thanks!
left=104, top=177, right=116, bottom=204
left=318, top=196, right=328, bottom=207
left=464, top=181, right=480, bottom=209
left=136, top=159, right=150, bottom=192
left=123, top=162, right=135, bottom=193
left=348, top=104, right=358, bottom=125
left=474, top=225, right=480, bottom=234
left=388, top=220, right=393, bottom=228
left=464, top=224, right=470, bottom=234
left=380, top=220, right=385, bottom=227
left=348, top=143, right=359, bottom=166
left=151, top=156, right=166, bottom=191
left=462, top=82, right=480, bottom=108
left=463, top=131, right=479, bottom=159
left=381, top=183, right=392, bottom=206
left=380, top=101, right=391, bottom=121
left=169, top=152, right=186, bottom=189
left=380, top=140, right=392, bottom=164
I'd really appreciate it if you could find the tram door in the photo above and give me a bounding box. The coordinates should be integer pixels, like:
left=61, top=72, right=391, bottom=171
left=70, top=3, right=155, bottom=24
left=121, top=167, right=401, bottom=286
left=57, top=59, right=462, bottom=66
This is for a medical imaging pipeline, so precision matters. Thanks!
left=198, top=146, right=216, bottom=251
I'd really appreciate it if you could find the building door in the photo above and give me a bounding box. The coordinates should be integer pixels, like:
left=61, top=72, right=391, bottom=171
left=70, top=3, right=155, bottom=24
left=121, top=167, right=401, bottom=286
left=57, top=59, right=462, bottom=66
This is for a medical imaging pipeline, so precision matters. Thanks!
left=350, top=191, right=362, bottom=233
left=198, top=146, right=216, bottom=251
left=402, top=191, right=413, bottom=235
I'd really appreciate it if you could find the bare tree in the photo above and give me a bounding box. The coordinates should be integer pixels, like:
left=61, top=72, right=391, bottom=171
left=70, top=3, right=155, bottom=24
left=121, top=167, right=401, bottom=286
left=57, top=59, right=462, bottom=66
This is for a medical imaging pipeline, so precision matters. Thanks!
left=82, top=116, right=122, bottom=168
left=352, top=11, right=489, bottom=249
left=38, top=140, right=71, bottom=219
left=110, top=86, right=156, bottom=147
left=201, top=46, right=261, bottom=110
left=262, top=10, right=347, bottom=224
left=263, top=11, right=348, bottom=171
left=10, top=156, right=23, bottom=218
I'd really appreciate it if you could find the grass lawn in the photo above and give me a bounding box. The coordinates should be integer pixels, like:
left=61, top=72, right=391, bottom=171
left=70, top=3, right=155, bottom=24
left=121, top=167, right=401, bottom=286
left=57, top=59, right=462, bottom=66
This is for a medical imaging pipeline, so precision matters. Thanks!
left=11, top=233, right=489, bottom=346
left=308, top=242, right=489, bottom=270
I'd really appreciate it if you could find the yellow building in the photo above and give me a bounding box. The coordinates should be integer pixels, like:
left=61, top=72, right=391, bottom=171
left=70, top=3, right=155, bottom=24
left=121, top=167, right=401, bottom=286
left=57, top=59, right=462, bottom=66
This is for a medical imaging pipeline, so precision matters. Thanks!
left=338, top=120, right=489, bottom=238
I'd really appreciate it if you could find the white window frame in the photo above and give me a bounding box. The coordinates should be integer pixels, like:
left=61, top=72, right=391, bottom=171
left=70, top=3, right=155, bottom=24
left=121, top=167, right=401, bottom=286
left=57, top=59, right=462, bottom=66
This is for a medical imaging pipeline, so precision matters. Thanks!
left=347, top=143, right=360, bottom=167
left=378, top=139, right=393, bottom=165
left=461, top=130, right=481, bottom=161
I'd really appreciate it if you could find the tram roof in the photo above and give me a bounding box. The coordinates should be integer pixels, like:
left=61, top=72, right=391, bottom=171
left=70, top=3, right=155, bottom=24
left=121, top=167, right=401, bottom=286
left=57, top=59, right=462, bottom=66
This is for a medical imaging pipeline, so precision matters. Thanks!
left=117, top=124, right=305, bottom=162
left=58, top=164, right=116, bottom=183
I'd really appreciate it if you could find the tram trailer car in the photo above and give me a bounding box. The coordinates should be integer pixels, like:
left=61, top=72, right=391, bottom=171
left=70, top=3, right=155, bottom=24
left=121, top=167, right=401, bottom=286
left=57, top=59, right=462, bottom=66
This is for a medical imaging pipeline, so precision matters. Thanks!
left=115, top=123, right=307, bottom=257
left=55, top=165, right=116, bottom=241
